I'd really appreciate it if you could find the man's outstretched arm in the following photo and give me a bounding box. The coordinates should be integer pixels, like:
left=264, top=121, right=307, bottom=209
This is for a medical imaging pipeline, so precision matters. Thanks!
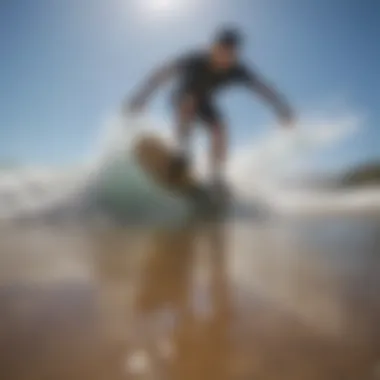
left=254, top=77, right=294, bottom=126
left=125, top=61, right=180, bottom=112
left=244, top=69, right=295, bottom=127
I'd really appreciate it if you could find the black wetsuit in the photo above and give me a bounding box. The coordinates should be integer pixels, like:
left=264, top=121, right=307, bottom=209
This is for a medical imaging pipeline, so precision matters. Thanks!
left=173, top=50, right=257, bottom=125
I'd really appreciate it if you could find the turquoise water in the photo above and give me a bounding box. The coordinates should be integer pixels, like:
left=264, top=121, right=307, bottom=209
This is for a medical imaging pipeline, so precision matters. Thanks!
left=92, top=153, right=194, bottom=224
left=1, top=114, right=363, bottom=224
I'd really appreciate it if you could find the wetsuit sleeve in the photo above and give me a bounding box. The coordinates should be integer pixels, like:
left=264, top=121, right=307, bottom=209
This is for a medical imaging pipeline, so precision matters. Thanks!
left=237, top=65, right=294, bottom=123
left=174, top=51, right=202, bottom=72
left=235, top=65, right=259, bottom=88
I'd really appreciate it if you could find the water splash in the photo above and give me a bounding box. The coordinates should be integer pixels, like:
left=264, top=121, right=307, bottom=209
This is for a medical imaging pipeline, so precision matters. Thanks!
left=0, top=111, right=378, bottom=223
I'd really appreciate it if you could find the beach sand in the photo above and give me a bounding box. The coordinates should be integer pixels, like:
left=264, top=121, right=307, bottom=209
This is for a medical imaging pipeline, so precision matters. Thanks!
left=0, top=214, right=379, bottom=380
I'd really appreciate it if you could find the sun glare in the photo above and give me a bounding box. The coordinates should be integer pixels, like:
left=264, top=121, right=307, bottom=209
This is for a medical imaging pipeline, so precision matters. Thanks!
left=148, top=0, right=175, bottom=11
left=140, top=0, right=185, bottom=17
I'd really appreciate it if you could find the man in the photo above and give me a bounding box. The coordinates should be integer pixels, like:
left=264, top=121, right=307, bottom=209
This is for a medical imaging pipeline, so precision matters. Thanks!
left=126, top=27, right=295, bottom=194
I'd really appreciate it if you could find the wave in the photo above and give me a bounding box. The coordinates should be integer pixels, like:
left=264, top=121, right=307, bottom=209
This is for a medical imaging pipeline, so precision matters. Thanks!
left=0, top=112, right=378, bottom=225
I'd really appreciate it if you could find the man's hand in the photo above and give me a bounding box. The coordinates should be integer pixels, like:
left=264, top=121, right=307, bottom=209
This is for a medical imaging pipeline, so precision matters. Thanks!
left=278, top=106, right=296, bottom=128
left=126, top=94, right=147, bottom=114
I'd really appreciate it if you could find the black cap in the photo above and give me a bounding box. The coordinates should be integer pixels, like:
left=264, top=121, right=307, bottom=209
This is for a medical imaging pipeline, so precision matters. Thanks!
left=214, top=26, right=244, bottom=48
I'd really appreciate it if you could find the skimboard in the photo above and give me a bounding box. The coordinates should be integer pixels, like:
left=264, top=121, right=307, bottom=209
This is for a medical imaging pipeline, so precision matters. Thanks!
left=132, top=134, right=229, bottom=216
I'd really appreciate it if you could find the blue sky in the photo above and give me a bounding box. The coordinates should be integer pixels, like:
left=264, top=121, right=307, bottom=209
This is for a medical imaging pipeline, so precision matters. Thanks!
left=0, top=0, right=379, bottom=170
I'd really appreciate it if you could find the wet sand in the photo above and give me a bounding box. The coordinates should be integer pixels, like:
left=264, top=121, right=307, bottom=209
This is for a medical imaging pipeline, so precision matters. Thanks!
left=0, top=215, right=379, bottom=380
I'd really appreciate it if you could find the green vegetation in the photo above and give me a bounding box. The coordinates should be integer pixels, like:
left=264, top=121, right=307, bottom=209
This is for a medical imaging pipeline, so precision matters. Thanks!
left=342, top=162, right=380, bottom=186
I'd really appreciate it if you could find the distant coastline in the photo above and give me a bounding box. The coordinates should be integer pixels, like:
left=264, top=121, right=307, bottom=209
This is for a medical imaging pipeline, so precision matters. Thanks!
left=283, top=161, right=380, bottom=190
left=341, top=162, right=380, bottom=187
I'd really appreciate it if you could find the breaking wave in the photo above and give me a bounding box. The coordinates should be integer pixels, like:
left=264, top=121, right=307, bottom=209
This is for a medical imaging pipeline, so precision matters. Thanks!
left=0, top=112, right=378, bottom=225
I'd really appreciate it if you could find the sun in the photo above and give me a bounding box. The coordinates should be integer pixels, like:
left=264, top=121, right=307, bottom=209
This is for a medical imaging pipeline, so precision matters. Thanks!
left=140, top=0, right=184, bottom=17
left=147, top=0, right=176, bottom=11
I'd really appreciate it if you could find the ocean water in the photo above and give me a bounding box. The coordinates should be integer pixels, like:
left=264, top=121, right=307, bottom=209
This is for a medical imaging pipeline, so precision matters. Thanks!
left=0, top=112, right=379, bottom=225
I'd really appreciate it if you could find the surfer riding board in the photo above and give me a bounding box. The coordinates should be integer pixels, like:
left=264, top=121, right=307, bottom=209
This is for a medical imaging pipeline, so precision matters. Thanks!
left=133, top=133, right=229, bottom=216
left=124, top=26, right=296, bottom=213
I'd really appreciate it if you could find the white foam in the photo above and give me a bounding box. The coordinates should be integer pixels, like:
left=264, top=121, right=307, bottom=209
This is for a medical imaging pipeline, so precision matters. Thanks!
left=0, top=111, right=377, bottom=220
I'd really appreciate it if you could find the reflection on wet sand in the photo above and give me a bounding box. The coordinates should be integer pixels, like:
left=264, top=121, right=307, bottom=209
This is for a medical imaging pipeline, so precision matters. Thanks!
left=0, top=217, right=379, bottom=380
left=128, top=225, right=232, bottom=380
